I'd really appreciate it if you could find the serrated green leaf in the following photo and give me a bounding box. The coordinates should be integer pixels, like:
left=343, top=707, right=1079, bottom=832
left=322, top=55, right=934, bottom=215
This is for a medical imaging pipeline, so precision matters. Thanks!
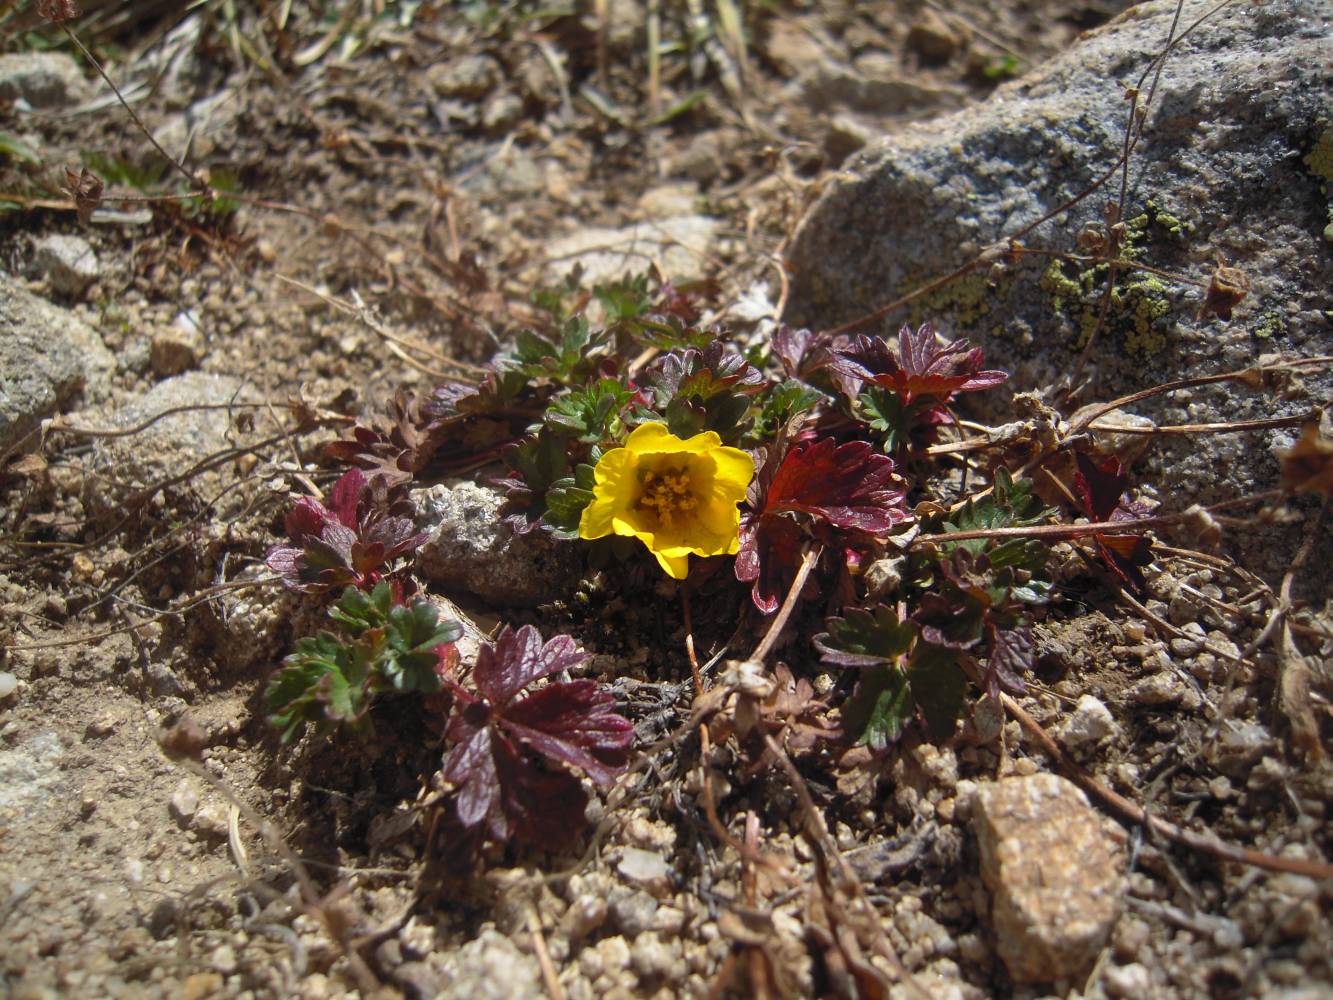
left=545, top=464, right=596, bottom=537
left=750, top=379, right=824, bottom=443
left=545, top=378, right=634, bottom=442
left=815, top=605, right=915, bottom=668
left=843, top=665, right=912, bottom=751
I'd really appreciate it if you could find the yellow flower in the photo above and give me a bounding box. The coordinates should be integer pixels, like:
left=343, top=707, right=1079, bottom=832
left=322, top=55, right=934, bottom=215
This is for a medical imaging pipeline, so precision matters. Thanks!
left=579, top=423, right=755, bottom=580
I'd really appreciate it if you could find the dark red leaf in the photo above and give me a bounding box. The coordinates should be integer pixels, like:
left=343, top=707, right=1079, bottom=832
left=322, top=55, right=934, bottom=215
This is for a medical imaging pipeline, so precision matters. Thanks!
left=737, top=438, right=910, bottom=613
left=763, top=439, right=909, bottom=534
left=473, top=626, right=591, bottom=706
left=442, top=720, right=501, bottom=832
left=440, top=627, right=631, bottom=849
left=985, top=625, right=1032, bottom=699
left=828, top=323, right=1007, bottom=406
left=1073, top=452, right=1129, bottom=523
left=492, top=738, right=589, bottom=849
left=736, top=509, right=806, bottom=614
left=1073, top=451, right=1154, bottom=594
left=503, top=680, right=634, bottom=785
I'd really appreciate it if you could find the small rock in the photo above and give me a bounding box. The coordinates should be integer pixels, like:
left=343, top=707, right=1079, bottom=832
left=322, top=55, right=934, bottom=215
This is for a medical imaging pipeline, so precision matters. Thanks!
left=209, top=944, right=237, bottom=975
left=631, top=931, right=680, bottom=980
left=84, top=713, right=116, bottom=738
left=763, top=19, right=828, bottom=79
left=481, top=92, right=523, bottom=132
left=609, top=888, right=659, bottom=936
left=0, top=731, right=65, bottom=813
left=1057, top=695, right=1118, bottom=751
left=1170, top=622, right=1206, bottom=657
left=0, top=672, right=17, bottom=700
left=181, top=972, right=223, bottom=1000
left=427, top=54, right=503, bottom=100
left=86, top=372, right=256, bottom=517
left=393, top=961, right=444, bottom=997
left=192, top=800, right=229, bottom=838
left=1128, top=672, right=1183, bottom=706
left=616, top=848, right=669, bottom=890
left=440, top=928, right=541, bottom=1000
left=562, top=894, right=608, bottom=942
left=32, top=235, right=100, bottom=296
left=972, top=773, right=1126, bottom=983
left=595, top=935, right=632, bottom=975
left=1104, top=962, right=1152, bottom=998
left=0, top=273, right=115, bottom=455
left=150, top=313, right=205, bottom=376
left=413, top=482, right=582, bottom=607
left=906, top=10, right=960, bottom=63
left=169, top=779, right=200, bottom=822
left=0, top=53, right=88, bottom=109
left=1209, top=719, right=1271, bottom=776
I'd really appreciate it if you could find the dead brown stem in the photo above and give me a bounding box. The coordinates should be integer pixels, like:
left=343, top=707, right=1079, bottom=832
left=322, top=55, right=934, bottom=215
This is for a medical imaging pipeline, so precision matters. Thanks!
left=999, top=694, right=1333, bottom=880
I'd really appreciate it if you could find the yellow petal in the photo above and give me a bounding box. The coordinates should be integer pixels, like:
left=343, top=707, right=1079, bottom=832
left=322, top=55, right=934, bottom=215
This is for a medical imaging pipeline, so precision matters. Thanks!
left=580, top=447, right=636, bottom=539
left=625, top=422, right=723, bottom=457
left=709, top=446, right=756, bottom=493
left=654, top=550, right=690, bottom=579
left=695, top=495, right=742, bottom=543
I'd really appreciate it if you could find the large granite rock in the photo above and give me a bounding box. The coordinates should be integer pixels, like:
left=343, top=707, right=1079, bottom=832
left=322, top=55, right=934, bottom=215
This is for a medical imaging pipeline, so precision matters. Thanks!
left=785, top=0, right=1331, bottom=525
left=0, top=273, right=114, bottom=458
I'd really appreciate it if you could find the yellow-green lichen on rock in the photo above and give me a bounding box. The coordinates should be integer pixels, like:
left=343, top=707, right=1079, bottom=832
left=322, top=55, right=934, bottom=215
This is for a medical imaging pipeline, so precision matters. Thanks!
left=1305, top=127, right=1333, bottom=241
left=1253, top=310, right=1287, bottom=341
left=1037, top=204, right=1184, bottom=358
left=1040, top=257, right=1173, bottom=357
left=906, top=269, right=1001, bottom=332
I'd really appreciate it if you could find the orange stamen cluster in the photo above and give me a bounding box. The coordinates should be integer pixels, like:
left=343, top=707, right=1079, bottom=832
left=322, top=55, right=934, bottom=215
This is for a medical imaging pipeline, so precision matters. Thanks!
left=638, top=470, right=697, bottom=527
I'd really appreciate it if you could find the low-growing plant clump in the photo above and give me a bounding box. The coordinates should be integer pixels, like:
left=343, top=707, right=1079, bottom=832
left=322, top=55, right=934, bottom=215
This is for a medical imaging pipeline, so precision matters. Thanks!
left=261, top=269, right=1310, bottom=871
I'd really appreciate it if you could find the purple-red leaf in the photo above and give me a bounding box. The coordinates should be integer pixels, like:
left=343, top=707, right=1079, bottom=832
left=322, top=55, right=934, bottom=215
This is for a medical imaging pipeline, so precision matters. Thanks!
left=441, top=627, right=632, bottom=850
left=829, top=323, right=1007, bottom=406
left=764, top=439, right=909, bottom=534
left=265, top=469, right=427, bottom=594
left=503, top=681, right=634, bottom=786
left=1073, top=452, right=1154, bottom=594
left=473, top=626, right=591, bottom=706
left=736, top=438, right=910, bottom=613
left=984, top=625, right=1033, bottom=699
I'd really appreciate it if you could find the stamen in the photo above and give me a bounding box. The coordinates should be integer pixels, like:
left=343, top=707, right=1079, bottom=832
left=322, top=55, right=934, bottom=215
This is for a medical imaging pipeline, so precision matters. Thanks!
left=638, top=466, right=697, bottom=528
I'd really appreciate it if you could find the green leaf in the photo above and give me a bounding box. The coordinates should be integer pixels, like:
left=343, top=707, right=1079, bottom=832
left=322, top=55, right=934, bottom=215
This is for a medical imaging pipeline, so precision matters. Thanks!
left=544, top=463, right=597, bottom=538
left=593, top=273, right=653, bottom=321
left=907, top=643, right=967, bottom=742
left=266, top=632, right=373, bottom=742
left=843, top=665, right=912, bottom=751
left=815, top=606, right=915, bottom=668
left=857, top=387, right=939, bottom=454
left=504, top=428, right=572, bottom=494
left=329, top=582, right=392, bottom=634
left=750, top=379, right=824, bottom=444
left=0, top=133, right=41, bottom=165
left=545, top=378, right=635, bottom=442
left=942, top=470, right=1053, bottom=556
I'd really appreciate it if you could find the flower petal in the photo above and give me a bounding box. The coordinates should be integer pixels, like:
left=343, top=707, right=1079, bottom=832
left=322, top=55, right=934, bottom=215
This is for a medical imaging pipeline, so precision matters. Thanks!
left=580, top=447, right=635, bottom=540
left=708, top=446, right=756, bottom=493
left=625, top=421, right=722, bottom=457
left=654, top=550, right=690, bottom=579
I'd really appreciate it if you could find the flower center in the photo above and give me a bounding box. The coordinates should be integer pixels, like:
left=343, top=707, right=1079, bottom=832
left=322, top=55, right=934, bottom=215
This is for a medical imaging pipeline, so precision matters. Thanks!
left=637, top=469, right=697, bottom=528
